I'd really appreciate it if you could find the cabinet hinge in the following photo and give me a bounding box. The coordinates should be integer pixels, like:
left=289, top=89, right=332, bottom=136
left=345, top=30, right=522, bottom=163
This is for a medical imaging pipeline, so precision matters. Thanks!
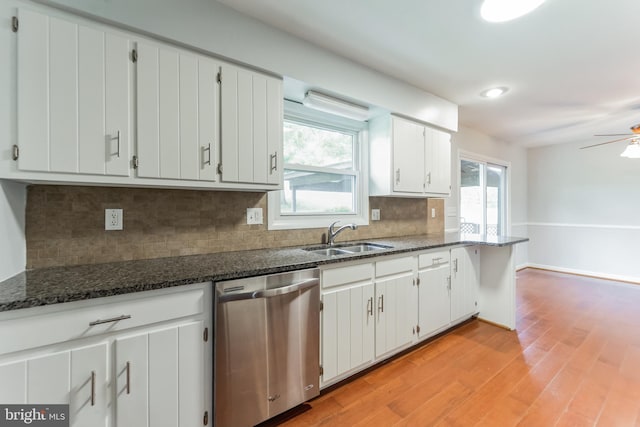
left=132, top=155, right=139, bottom=169
left=217, top=71, right=221, bottom=84
left=319, top=300, right=323, bottom=311
left=11, top=145, right=19, bottom=161
left=203, top=327, right=209, bottom=342
left=319, top=365, right=323, bottom=376
left=203, top=410, right=209, bottom=426
left=131, top=49, right=138, bottom=63
left=217, top=163, right=223, bottom=174
left=11, top=16, right=18, bottom=32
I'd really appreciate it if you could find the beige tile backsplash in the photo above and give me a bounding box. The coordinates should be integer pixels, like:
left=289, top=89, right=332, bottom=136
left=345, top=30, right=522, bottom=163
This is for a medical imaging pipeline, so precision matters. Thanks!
left=26, top=185, right=444, bottom=268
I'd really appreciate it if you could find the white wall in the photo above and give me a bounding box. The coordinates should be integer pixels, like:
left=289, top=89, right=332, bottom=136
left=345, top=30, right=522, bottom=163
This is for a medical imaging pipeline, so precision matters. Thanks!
left=528, top=140, right=640, bottom=282
left=448, top=126, right=529, bottom=268
left=0, top=181, right=26, bottom=281
left=35, top=0, right=457, bottom=131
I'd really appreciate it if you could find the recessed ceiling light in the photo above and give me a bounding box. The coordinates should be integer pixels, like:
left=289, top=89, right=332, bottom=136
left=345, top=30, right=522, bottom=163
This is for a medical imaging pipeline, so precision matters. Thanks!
left=481, top=0, right=546, bottom=23
left=480, top=87, right=509, bottom=98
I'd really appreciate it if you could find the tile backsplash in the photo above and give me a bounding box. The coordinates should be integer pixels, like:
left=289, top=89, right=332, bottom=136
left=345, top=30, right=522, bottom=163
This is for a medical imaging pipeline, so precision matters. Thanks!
left=26, top=185, right=443, bottom=268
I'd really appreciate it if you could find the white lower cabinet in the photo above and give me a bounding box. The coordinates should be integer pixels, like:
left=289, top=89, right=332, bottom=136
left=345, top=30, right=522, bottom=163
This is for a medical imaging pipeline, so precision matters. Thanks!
left=320, top=247, right=480, bottom=388
left=417, top=250, right=452, bottom=339
left=450, top=246, right=480, bottom=323
left=320, top=263, right=375, bottom=387
left=374, top=256, right=416, bottom=358
left=0, top=283, right=211, bottom=427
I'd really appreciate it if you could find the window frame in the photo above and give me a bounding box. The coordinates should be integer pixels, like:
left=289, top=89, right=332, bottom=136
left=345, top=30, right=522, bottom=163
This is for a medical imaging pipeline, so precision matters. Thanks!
left=267, top=100, right=369, bottom=230
left=458, top=150, right=511, bottom=236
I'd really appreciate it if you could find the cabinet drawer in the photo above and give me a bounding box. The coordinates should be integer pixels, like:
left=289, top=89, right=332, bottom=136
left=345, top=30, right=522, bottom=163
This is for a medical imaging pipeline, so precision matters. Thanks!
left=418, top=250, right=450, bottom=269
left=322, top=263, right=374, bottom=289
left=375, top=256, right=415, bottom=278
left=0, top=285, right=205, bottom=356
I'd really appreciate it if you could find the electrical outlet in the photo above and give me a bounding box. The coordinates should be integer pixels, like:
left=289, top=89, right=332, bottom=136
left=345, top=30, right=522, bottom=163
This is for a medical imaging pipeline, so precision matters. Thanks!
left=246, top=208, right=263, bottom=225
left=371, top=209, right=381, bottom=221
left=105, top=209, right=123, bottom=231
left=431, top=208, right=436, bottom=218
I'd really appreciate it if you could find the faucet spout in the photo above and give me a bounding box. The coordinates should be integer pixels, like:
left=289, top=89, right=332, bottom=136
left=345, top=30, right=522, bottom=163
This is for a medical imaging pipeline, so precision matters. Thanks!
left=327, top=221, right=358, bottom=246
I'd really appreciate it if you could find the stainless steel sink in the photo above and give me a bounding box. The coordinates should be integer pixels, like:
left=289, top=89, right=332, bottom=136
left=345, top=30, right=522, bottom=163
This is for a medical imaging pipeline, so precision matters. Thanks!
left=304, top=242, right=392, bottom=257
left=307, top=247, right=352, bottom=256
left=338, top=243, right=391, bottom=253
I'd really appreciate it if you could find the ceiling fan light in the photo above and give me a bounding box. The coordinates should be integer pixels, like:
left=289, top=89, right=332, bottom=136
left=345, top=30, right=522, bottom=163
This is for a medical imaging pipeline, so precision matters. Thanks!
left=481, top=0, right=546, bottom=23
left=620, top=141, right=640, bottom=158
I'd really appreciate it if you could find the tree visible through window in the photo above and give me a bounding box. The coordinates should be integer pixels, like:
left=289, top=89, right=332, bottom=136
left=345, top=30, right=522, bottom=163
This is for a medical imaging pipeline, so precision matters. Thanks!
left=281, top=120, right=358, bottom=215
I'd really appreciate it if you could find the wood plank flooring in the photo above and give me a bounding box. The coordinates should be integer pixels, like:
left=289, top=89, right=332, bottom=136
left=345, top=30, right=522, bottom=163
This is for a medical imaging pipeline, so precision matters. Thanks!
left=275, top=268, right=640, bottom=426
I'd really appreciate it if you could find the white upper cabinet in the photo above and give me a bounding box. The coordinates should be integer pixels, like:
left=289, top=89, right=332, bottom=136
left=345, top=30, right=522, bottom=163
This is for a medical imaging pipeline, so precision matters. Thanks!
left=370, top=115, right=451, bottom=197
left=136, top=42, right=219, bottom=182
left=220, top=63, right=283, bottom=186
left=10, top=6, right=283, bottom=191
left=17, top=8, right=132, bottom=177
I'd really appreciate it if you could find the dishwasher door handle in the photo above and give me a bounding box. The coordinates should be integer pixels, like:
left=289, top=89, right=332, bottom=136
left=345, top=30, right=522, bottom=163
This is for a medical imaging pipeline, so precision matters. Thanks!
left=218, top=278, right=320, bottom=302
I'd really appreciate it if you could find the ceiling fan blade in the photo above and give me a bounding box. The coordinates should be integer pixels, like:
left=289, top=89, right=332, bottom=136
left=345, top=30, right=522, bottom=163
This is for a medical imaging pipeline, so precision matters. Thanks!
left=580, top=136, right=635, bottom=149
left=593, top=133, right=633, bottom=137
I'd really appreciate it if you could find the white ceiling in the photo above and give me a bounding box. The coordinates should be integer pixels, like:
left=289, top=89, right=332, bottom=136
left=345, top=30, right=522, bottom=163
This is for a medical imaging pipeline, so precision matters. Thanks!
left=216, top=0, right=640, bottom=147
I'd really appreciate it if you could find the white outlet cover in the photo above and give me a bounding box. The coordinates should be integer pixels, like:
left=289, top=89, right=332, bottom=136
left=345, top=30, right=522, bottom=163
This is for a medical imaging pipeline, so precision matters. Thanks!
left=371, top=209, right=381, bottom=221
left=247, top=208, right=263, bottom=225
left=105, top=209, right=123, bottom=231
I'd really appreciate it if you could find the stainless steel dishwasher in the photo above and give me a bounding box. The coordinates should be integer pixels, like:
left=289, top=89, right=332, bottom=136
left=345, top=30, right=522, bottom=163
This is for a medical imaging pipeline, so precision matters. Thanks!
left=214, top=268, right=320, bottom=427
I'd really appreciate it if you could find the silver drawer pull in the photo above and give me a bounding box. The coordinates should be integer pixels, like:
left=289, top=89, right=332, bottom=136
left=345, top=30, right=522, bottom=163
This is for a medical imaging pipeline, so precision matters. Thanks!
left=89, top=314, right=131, bottom=327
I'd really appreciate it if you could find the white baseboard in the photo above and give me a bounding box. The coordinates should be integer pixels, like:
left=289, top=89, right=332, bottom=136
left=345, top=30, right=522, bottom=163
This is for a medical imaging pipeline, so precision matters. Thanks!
left=520, top=263, right=640, bottom=286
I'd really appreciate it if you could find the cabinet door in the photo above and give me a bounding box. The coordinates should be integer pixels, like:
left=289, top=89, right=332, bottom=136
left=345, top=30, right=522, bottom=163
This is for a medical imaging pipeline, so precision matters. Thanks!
left=70, top=344, right=109, bottom=427
left=0, top=344, right=108, bottom=426
left=392, top=117, right=425, bottom=193
left=115, top=323, right=206, bottom=427
left=115, top=333, right=148, bottom=427
left=425, top=126, right=451, bottom=195
left=220, top=63, right=283, bottom=185
left=418, top=264, right=451, bottom=338
left=137, top=43, right=219, bottom=181
left=375, top=274, right=415, bottom=358
left=17, top=9, right=131, bottom=176
left=451, top=246, right=480, bottom=322
left=321, top=282, right=374, bottom=385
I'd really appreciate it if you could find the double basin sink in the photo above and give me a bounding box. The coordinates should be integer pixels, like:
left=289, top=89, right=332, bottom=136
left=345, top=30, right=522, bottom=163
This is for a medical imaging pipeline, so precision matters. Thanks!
left=304, top=242, right=392, bottom=257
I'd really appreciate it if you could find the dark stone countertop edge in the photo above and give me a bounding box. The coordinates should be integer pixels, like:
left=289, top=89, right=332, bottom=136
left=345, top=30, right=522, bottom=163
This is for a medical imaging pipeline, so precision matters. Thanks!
left=0, top=233, right=528, bottom=312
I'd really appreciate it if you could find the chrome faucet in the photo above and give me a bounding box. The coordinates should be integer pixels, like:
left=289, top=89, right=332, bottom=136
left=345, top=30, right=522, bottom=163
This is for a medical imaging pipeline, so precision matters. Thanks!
left=327, top=221, right=358, bottom=246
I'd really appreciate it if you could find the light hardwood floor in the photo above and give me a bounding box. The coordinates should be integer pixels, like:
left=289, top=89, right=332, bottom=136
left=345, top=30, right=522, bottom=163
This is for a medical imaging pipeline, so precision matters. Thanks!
left=273, top=268, right=640, bottom=426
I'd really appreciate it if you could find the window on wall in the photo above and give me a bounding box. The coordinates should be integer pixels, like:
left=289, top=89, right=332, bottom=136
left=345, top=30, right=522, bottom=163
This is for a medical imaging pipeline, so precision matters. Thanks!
left=460, top=157, right=507, bottom=236
left=267, top=101, right=368, bottom=230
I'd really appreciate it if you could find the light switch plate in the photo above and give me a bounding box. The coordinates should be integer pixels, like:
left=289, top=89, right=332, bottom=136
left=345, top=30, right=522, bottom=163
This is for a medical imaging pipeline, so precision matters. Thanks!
left=431, top=208, right=436, bottom=218
left=247, top=208, right=263, bottom=225
left=371, top=209, right=381, bottom=221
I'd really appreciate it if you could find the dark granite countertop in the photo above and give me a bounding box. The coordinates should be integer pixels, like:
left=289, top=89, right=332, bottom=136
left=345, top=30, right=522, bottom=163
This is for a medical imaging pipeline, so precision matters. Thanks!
left=0, top=233, right=528, bottom=312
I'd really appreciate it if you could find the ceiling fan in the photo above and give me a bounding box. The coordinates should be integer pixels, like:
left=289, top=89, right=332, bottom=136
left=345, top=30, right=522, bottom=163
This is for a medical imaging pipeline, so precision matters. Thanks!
left=580, top=124, right=640, bottom=158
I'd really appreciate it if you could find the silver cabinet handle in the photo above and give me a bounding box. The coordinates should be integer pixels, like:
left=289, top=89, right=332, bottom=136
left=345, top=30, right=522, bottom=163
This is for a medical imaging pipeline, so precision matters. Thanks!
left=270, top=152, right=278, bottom=173
left=110, top=130, right=121, bottom=158
left=126, top=361, right=131, bottom=394
left=432, top=257, right=442, bottom=264
left=395, top=169, right=400, bottom=185
left=91, top=371, right=96, bottom=406
left=89, top=314, right=131, bottom=327
left=378, top=294, right=384, bottom=313
left=367, top=297, right=373, bottom=317
left=203, top=143, right=212, bottom=166
left=427, top=172, right=431, bottom=184
left=453, top=259, right=458, bottom=273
